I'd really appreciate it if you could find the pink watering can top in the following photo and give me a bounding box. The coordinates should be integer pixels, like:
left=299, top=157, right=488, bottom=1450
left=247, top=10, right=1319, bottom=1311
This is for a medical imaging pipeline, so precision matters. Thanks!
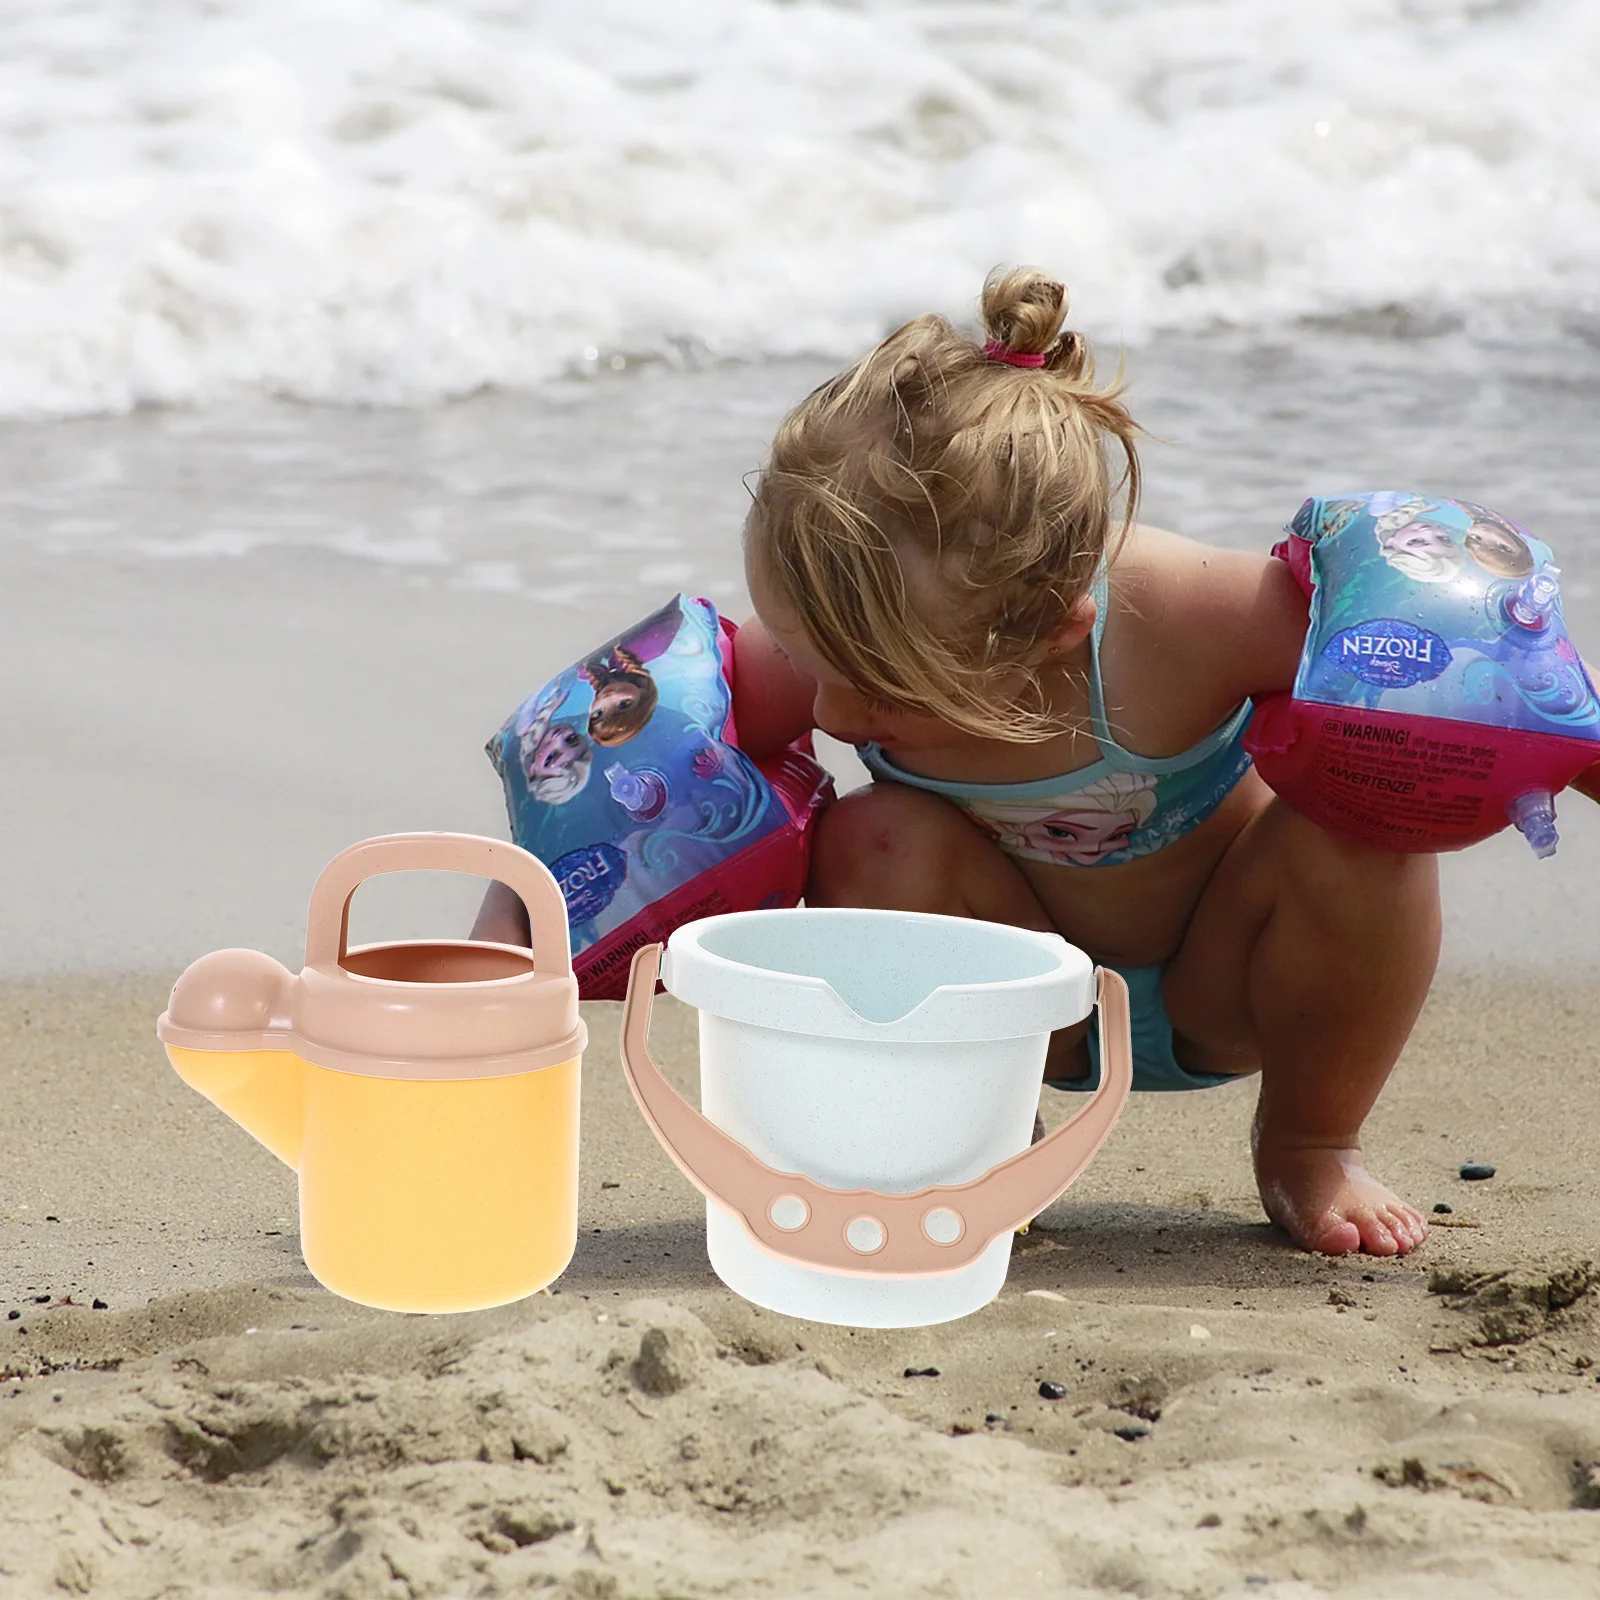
left=157, top=833, right=585, bottom=1081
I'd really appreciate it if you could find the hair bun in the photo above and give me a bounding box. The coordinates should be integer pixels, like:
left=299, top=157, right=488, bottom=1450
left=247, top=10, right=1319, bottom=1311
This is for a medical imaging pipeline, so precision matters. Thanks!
left=980, top=266, right=1086, bottom=377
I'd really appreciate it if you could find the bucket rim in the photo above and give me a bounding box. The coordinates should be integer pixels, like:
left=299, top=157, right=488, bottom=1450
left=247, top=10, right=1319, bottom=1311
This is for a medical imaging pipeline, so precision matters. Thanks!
left=671, top=905, right=1071, bottom=940
left=662, top=907, right=1092, bottom=1041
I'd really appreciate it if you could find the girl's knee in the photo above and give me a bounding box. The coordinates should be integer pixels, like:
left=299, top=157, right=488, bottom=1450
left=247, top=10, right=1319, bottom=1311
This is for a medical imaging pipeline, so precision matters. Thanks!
left=806, top=783, right=976, bottom=911
left=1268, top=804, right=1440, bottom=912
left=807, top=783, right=1058, bottom=933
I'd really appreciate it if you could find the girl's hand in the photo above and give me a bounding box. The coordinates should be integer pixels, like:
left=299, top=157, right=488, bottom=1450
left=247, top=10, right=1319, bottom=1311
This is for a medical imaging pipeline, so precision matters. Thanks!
left=471, top=880, right=531, bottom=947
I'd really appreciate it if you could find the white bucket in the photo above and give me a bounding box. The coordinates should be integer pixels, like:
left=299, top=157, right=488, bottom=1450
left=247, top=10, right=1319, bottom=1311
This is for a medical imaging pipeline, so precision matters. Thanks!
left=619, top=908, right=1132, bottom=1329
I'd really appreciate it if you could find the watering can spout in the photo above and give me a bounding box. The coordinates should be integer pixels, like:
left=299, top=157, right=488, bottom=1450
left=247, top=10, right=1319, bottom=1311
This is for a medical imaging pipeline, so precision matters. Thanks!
left=159, top=948, right=307, bottom=1169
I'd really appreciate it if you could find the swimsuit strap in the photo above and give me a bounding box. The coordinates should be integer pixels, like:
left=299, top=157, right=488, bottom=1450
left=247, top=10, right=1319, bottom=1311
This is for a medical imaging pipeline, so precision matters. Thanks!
left=1086, top=566, right=1120, bottom=755
left=1086, top=562, right=1254, bottom=773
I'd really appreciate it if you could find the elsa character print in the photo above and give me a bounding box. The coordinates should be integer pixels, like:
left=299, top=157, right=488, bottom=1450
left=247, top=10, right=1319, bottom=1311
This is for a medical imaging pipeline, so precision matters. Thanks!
left=514, top=686, right=594, bottom=804
left=1372, top=497, right=1464, bottom=583
left=974, top=771, right=1159, bottom=867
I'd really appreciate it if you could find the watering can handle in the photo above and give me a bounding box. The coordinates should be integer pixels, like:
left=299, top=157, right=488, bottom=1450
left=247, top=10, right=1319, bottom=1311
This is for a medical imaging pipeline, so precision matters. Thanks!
left=304, top=832, right=574, bottom=978
left=618, top=943, right=1133, bottom=1280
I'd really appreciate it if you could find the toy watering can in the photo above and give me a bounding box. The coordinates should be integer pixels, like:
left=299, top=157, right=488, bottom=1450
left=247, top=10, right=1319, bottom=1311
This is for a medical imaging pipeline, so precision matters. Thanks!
left=619, top=908, right=1132, bottom=1328
left=156, top=834, right=585, bottom=1313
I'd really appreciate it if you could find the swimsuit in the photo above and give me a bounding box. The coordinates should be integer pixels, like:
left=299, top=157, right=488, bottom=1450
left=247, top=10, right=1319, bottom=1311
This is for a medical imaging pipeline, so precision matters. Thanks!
left=856, top=569, right=1255, bottom=869
left=856, top=567, right=1254, bottom=1093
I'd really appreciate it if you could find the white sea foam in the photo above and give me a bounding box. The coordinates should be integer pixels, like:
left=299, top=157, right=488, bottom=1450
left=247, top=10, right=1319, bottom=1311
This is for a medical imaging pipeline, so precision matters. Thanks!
left=0, top=0, right=1594, bottom=416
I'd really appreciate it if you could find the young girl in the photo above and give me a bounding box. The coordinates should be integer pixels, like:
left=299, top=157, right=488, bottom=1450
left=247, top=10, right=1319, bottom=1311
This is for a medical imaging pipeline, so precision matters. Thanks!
left=728, top=267, right=1445, bottom=1259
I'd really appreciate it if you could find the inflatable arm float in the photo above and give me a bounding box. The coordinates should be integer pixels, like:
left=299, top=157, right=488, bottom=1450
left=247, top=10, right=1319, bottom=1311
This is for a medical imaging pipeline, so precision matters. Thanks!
left=487, top=595, right=834, bottom=999
left=1245, top=492, right=1600, bottom=856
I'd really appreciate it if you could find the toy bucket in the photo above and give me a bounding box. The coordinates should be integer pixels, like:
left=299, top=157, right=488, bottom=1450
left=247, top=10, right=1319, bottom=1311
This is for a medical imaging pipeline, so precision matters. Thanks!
left=619, top=908, right=1131, bottom=1327
left=156, top=834, right=586, bottom=1314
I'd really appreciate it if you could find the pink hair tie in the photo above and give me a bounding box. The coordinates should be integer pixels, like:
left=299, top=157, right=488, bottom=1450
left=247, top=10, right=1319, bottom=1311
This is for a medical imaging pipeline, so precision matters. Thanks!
left=982, top=340, right=1048, bottom=369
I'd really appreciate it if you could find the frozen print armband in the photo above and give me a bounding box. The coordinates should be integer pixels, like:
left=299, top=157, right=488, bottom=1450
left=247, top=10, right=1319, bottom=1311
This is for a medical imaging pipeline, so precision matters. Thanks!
left=1244, top=492, right=1600, bottom=856
left=487, top=595, right=835, bottom=999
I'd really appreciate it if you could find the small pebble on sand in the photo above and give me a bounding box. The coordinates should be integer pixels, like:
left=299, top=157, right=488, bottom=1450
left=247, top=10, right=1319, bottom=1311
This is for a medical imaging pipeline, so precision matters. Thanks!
left=1433, top=1202, right=1453, bottom=1214
left=1038, top=1380, right=1066, bottom=1400
left=1459, top=1163, right=1496, bottom=1181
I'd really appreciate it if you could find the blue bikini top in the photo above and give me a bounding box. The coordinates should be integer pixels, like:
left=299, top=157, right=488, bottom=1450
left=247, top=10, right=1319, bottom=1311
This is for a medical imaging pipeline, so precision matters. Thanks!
left=857, top=569, right=1254, bottom=868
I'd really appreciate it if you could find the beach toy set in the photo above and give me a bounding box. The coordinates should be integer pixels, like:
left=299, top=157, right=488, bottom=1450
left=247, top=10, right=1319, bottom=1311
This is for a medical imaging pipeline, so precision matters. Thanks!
left=159, top=832, right=1130, bottom=1327
left=1246, top=492, right=1600, bottom=856
left=486, top=594, right=834, bottom=1001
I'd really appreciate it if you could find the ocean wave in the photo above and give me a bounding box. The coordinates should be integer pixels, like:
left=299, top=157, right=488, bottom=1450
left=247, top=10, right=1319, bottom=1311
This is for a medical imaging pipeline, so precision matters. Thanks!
left=0, top=0, right=1593, bottom=415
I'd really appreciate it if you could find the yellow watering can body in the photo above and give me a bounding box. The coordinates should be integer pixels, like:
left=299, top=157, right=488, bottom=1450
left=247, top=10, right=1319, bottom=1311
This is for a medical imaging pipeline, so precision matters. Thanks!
left=157, top=835, right=586, bottom=1314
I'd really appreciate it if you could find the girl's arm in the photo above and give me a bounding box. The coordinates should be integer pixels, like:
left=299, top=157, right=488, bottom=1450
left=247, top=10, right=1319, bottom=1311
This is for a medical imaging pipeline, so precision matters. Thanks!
left=472, top=880, right=531, bottom=947
left=731, top=615, right=819, bottom=757
left=1184, top=553, right=1600, bottom=809
left=1210, top=550, right=1316, bottom=701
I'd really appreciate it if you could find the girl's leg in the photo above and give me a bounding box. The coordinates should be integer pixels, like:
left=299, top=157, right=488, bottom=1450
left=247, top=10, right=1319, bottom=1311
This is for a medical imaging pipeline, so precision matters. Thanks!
left=806, top=782, right=1092, bottom=1078
left=1162, top=797, right=1441, bottom=1257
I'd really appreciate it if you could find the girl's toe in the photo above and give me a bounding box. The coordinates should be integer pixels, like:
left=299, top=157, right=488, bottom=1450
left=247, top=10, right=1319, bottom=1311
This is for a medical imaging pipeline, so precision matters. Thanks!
left=1358, top=1214, right=1400, bottom=1256
left=1305, top=1214, right=1363, bottom=1256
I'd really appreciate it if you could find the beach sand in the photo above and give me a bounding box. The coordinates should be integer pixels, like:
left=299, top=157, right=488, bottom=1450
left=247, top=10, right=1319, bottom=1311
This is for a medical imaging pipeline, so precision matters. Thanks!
left=3, top=349, right=1600, bottom=1596
left=3, top=969, right=1599, bottom=1599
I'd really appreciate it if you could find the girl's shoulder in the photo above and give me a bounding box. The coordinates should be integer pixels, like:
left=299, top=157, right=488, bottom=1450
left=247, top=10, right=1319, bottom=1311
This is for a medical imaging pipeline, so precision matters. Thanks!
left=1110, top=521, right=1269, bottom=591
left=1104, top=524, right=1311, bottom=703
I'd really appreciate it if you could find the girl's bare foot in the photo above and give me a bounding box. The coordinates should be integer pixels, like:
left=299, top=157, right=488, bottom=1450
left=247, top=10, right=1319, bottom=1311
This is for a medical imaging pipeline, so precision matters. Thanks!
left=1253, top=1134, right=1429, bottom=1257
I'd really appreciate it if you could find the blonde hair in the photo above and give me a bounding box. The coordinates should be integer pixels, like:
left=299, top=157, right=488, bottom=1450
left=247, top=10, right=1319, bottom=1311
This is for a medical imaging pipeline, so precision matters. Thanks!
left=745, top=267, right=1143, bottom=742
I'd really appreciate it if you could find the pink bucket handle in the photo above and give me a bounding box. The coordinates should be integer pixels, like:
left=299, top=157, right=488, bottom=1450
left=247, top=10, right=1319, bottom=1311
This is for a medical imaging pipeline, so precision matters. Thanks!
left=618, top=943, right=1132, bottom=1279
left=304, top=832, right=574, bottom=980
